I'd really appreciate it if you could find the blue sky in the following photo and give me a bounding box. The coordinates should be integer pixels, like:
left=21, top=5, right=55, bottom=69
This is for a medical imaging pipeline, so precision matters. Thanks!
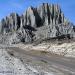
left=0, top=0, right=75, bottom=24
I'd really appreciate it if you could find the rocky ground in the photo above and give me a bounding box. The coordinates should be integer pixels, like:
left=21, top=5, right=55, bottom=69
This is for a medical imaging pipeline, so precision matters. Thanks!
left=16, top=39, right=75, bottom=57
left=0, top=46, right=65, bottom=75
left=0, top=48, right=27, bottom=75
left=0, top=40, right=75, bottom=75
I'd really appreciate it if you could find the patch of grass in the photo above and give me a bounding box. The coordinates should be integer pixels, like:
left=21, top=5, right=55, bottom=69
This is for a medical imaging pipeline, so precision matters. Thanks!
left=31, top=60, right=48, bottom=66
left=40, top=51, right=48, bottom=54
left=41, top=60, right=47, bottom=63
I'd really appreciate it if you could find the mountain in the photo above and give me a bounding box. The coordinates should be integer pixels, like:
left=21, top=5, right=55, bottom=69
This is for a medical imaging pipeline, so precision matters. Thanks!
left=0, top=3, right=75, bottom=44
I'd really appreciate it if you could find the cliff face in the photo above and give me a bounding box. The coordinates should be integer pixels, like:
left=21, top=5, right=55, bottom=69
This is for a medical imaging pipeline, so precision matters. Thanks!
left=21, top=3, right=64, bottom=27
left=0, top=13, right=20, bottom=33
left=0, top=3, right=75, bottom=44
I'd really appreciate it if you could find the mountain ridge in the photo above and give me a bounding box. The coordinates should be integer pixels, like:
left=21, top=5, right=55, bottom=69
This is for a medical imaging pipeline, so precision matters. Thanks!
left=0, top=3, right=75, bottom=44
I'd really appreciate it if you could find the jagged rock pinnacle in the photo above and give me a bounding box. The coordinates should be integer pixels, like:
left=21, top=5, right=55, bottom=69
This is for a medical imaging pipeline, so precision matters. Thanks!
left=0, top=3, right=75, bottom=44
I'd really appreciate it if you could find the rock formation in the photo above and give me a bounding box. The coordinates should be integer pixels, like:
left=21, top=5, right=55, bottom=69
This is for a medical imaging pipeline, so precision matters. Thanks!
left=0, top=3, right=75, bottom=44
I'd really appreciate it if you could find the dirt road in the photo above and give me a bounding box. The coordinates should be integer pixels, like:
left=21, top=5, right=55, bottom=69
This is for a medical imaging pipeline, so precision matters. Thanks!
left=7, top=47, right=75, bottom=75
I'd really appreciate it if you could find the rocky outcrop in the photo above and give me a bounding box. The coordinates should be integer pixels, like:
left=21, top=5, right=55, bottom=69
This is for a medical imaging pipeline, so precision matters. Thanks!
left=37, top=3, right=64, bottom=25
left=0, top=3, right=75, bottom=44
left=0, top=13, right=20, bottom=34
left=21, top=3, right=65, bottom=27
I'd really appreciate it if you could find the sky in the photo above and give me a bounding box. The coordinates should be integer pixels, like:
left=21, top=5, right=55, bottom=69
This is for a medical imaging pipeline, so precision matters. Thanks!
left=0, top=0, right=75, bottom=24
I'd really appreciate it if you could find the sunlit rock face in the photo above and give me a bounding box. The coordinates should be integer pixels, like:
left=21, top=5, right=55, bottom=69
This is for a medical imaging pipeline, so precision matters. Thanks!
left=0, top=13, right=20, bottom=34
left=0, top=3, right=75, bottom=44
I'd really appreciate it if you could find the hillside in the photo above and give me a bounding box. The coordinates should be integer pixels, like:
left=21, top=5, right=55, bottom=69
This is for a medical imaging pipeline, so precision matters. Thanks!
left=0, top=3, right=75, bottom=44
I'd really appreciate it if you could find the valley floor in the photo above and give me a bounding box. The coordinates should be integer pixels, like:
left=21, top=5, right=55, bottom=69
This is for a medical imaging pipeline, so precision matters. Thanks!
left=0, top=42, right=75, bottom=75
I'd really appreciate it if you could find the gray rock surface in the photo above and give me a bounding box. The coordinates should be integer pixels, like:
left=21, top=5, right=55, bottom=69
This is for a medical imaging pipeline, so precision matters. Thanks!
left=0, top=3, right=75, bottom=44
left=0, top=13, right=20, bottom=34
